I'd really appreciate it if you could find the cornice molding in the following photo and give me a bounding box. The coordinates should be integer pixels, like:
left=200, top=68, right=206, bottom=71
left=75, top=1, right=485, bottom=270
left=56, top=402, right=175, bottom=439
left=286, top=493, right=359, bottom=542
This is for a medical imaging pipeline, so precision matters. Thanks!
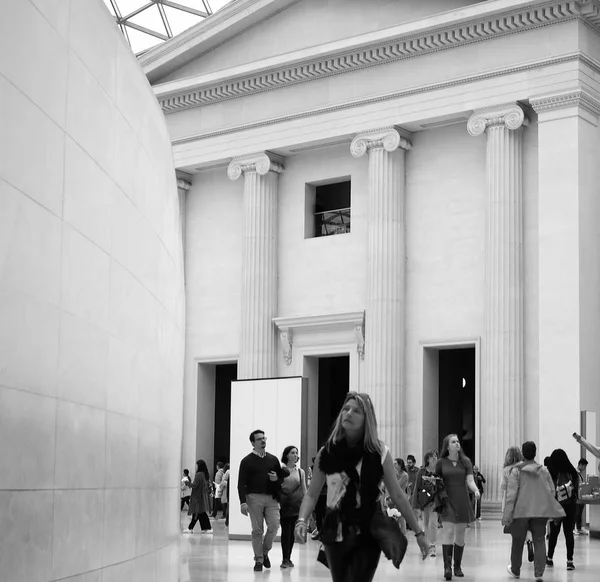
left=227, top=152, right=285, bottom=181
left=157, top=0, right=596, bottom=115
left=529, top=88, right=600, bottom=116
left=467, top=103, right=528, bottom=136
left=172, top=53, right=592, bottom=147
left=141, top=0, right=300, bottom=81
left=350, top=127, right=412, bottom=157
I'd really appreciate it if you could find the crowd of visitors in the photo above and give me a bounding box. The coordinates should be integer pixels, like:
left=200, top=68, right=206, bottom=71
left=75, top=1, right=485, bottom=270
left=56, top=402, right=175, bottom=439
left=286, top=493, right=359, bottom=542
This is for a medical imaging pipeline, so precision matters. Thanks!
left=180, top=402, right=598, bottom=580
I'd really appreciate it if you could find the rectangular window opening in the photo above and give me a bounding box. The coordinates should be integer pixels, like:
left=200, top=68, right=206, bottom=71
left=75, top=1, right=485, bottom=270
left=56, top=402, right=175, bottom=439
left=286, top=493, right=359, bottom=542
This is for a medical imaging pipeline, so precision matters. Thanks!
left=305, top=179, right=351, bottom=238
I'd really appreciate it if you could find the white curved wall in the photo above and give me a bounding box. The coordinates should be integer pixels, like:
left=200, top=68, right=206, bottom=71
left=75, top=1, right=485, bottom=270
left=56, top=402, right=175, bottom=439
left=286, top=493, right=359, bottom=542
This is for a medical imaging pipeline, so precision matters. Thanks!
left=0, top=1, right=185, bottom=581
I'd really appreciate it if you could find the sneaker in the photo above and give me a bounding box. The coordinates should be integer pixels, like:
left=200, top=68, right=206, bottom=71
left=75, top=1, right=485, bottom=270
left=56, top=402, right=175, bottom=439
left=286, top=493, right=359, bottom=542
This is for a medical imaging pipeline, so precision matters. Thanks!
left=546, top=557, right=554, bottom=567
left=286, top=560, right=294, bottom=567
left=567, top=561, right=575, bottom=571
left=201, top=529, right=213, bottom=534
left=429, top=545, right=436, bottom=558
left=263, top=554, right=271, bottom=569
left=576, top=529, right=588, bottom=536
left=280, top=561, right=289, bottom=569
left=507, top=565, right=520, bottom=579
left=182, top=529, right=193, bottom=534
left=527, top=539, right=534, bottom=563
left=253, top=562, right=263, bottom=572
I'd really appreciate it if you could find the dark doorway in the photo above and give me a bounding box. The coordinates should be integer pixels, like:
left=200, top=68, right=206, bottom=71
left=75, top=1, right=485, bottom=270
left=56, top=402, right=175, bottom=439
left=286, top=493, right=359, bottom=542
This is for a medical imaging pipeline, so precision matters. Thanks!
left=317, top=356, right=350, bottom=446
left=213, top=363, right=237, bottom=472
left=438, top=348, right=476, bottom=462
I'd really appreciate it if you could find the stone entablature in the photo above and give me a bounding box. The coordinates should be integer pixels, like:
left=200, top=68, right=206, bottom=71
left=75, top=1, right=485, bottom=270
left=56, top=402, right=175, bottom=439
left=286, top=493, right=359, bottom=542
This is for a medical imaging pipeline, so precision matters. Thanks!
left=154, top=0, right=600, bottom=115
left=530, top=87, right=600, bottom=115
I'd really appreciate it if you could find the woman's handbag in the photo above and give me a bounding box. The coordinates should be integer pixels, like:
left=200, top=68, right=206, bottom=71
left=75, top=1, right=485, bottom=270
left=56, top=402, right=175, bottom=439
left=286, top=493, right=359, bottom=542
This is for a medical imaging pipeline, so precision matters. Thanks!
left=316, top=544, right=329, bottom=568
left=369, top=503, right=408, bottom=569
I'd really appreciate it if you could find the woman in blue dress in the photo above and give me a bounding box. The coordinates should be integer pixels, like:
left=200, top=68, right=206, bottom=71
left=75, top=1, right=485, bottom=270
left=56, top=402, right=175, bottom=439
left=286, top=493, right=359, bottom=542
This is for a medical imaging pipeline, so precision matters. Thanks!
left=435, top=434, right=480, bottom=581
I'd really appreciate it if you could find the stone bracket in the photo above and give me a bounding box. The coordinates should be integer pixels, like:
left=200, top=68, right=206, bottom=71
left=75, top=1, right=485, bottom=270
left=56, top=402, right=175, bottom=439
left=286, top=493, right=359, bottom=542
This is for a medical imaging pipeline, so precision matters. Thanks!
left=354, top=318, right=365, bottom=360
left=279, top=328, right=293, bottom=366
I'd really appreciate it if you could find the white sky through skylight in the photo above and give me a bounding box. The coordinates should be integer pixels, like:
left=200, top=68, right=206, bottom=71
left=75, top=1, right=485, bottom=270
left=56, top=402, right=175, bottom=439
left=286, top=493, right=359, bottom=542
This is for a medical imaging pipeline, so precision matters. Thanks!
left=102, top=1, right=234, bottom=54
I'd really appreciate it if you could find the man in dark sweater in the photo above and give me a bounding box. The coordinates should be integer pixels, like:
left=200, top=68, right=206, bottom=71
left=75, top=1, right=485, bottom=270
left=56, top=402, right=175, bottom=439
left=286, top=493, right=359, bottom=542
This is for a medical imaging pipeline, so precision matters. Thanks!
left=238, top=429, right=289, bottom=572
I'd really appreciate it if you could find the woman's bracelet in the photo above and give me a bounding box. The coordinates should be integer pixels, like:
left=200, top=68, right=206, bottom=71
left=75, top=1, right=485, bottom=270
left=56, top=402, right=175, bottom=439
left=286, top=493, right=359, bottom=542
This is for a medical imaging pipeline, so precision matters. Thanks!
left=414, top=530, right=425, bottom=538
left=295, top=518, right=306, bottom=526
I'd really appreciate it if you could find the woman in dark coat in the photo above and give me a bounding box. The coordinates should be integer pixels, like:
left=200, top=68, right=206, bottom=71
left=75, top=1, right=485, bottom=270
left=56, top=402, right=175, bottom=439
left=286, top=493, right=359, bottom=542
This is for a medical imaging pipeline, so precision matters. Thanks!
left=184, top=459, right=213, bottom=534
left=435, top=434, right=480, bottom=580
left=546, top=448, right=579, bottom=570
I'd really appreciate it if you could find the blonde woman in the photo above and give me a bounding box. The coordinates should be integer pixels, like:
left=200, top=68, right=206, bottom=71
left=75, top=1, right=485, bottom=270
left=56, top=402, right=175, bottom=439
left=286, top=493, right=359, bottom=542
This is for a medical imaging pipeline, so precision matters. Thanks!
left=294, top=392, right=429, bottom=582
left=502, top=446, right=536, bottom=562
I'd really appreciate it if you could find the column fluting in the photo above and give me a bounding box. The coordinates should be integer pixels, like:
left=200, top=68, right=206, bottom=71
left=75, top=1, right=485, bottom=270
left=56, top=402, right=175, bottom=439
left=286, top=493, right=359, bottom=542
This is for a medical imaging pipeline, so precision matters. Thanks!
left=351, top=128, right=411, bottom=451
left=228, top=153, right=284, bottom=379
left=468, top=104, right=526, bottom=502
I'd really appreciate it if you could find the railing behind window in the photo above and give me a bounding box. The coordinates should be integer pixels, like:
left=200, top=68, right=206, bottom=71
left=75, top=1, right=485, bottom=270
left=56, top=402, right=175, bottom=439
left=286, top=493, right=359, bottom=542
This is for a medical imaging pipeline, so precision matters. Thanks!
left=315, top=208, right=350, bottom=236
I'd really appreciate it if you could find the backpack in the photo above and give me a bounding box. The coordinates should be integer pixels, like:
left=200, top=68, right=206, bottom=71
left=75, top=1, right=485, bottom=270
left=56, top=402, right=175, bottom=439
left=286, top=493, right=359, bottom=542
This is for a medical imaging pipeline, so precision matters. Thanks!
left=556, top=473, right=574, bottom=503
left=416, top=475, right=437, bottom=508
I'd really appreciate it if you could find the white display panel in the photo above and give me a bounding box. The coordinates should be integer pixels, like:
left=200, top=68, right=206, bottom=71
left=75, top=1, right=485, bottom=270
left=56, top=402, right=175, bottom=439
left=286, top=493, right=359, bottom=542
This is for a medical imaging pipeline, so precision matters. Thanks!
left=229, top=377, right=307, bottom=539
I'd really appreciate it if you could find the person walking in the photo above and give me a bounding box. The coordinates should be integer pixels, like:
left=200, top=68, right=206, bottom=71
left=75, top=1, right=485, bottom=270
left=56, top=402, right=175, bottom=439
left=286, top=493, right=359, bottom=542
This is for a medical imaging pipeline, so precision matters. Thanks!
left=279, top=445, right=307, bottom=569
left=435, top=433, right=480, bottom=581
left=211, top=462, right=225, bottom=518
left=406, top=454, right=419, bottom=497
left=412, top=450, right=439, bottom=557
left=220, top=463, right=230, bottom=526
left=293, top=392, right=429, bottom=582
left=574, top=457, right=588, bottom=535
left=502, top=441, right=565, bottom=582
left=181, top=469, right=192, bottom=511
left=546, top=448, right=579, bottom=571
left=472, top=465, right=486, bottom=520
left=502, top=446, right=536, bottom=563
left=184, top=460, right=213, bottom=534
left=237, top=430, right=290, bottom=572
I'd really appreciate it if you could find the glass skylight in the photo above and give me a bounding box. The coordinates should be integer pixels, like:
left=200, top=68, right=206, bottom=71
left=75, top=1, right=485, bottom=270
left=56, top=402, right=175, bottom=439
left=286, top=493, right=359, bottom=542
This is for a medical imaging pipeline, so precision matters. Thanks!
left=102, top=1, right=234, bottom=55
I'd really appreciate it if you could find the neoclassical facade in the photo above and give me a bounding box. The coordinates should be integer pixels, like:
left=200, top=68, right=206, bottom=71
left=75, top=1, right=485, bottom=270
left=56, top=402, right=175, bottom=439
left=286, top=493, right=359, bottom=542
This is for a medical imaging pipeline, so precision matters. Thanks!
left=143, top=0, right=600, bottom=502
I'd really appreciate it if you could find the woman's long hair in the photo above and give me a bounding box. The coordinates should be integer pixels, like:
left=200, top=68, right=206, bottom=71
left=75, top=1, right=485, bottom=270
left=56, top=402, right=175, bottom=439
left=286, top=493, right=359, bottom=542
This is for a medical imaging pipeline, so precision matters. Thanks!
left=326, top=391, right=382, bottom=456
left=548, top=448, right=578, bottom=483
left=196, top=459, right=209, bottom=480
left=440, top=433, right=471, bottom=465
left=503, top=445, right=524, bottom=468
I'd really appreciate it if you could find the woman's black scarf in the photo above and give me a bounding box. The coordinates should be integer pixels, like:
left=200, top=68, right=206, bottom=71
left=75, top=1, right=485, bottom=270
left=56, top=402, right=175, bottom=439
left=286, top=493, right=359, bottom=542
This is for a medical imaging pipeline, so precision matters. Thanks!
left=318, top=440, right=383, bottom=540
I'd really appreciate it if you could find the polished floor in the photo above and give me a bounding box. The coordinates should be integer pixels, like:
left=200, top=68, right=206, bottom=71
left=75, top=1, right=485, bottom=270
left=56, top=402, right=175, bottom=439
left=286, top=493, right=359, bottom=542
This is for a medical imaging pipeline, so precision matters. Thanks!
left=179, top=513, right=600, bottom=582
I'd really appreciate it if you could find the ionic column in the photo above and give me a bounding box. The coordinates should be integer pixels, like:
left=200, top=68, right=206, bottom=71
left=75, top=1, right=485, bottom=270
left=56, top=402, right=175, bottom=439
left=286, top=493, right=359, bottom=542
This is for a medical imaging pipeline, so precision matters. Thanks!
left=228, top=152, right=284, bottom=379
left=468, top=104, right=526, bottom=502
left=351, top=127, right=411, bottom=451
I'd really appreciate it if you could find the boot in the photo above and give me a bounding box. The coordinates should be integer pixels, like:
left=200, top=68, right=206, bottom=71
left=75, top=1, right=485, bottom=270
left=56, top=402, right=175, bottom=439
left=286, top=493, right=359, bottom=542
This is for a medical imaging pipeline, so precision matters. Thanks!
left=453, top=544, right=465, bottom=577
left=442, top=544, right=453, bottom=580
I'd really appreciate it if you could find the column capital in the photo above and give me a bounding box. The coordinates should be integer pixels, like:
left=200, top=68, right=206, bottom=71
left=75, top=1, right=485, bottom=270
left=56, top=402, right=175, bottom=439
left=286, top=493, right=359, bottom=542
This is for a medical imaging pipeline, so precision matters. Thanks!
left=350, top=127, right=412, bottom=158
left=227, top=152, right=285, bottom=181
left=467, top=103, right=527, bottom=137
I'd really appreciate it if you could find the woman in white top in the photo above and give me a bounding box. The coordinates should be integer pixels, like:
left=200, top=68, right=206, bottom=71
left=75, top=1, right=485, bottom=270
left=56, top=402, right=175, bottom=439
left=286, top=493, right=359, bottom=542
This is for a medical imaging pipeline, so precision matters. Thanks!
left=294, top=392, right=429, bottom=582
left=279, top=446, right=307, bottom=568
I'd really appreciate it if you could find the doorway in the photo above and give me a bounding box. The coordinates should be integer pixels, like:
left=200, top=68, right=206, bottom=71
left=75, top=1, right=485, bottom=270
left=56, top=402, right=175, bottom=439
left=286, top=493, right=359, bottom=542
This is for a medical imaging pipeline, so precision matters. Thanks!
left=422, top=342, right=478, bottom=462
left=213, top=363, right=237, bottom=471
left=317, top=355, right=350, bottom=447
left=438, top=348, right=476, bottom=461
